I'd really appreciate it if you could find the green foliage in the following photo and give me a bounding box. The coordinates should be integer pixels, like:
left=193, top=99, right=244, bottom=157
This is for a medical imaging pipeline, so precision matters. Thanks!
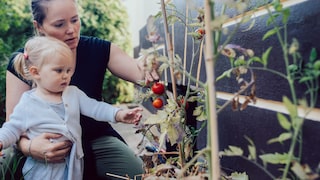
left=0, top=148, right=24, bottom=180
left=102, top=71, right=134, bottom=104
left=0, top=0, right=33, bottom=124
left=78, top=0, right=134, bottom=104
left=0, top=0, right=33, bottom=60
left=78, top=0, right=132, bottom=54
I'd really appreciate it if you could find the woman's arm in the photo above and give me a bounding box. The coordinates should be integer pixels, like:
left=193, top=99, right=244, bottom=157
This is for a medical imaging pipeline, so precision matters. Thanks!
left=5, top=71, right=30, bottom=121
left=107, top=44, right=159, bottom=84
left=6, top=71, right=72, bottom=162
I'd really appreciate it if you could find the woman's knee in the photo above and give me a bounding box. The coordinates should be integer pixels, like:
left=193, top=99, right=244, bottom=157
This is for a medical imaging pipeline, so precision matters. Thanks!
left=91, top=136, right=143, bottom=179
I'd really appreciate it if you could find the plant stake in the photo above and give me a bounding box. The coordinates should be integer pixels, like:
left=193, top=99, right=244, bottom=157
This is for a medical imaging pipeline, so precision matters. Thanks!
left=204, top=0, right=220, bottom=179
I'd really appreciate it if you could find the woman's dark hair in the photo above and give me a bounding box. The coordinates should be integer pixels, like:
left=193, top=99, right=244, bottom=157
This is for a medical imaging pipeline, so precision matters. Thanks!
left=31, top=0, right=49, bottom=25
left=31, top=0, right=76, bottom=25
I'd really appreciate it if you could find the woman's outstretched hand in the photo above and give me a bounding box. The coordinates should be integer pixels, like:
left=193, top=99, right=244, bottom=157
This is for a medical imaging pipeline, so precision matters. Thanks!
left=19, top=133, right=72, bottom=163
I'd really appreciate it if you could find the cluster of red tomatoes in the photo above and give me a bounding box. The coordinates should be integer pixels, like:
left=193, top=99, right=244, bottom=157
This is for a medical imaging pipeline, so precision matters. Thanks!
left=151, top=82, right=165, bottom=109
left=150, top=82, right=189, bottom=110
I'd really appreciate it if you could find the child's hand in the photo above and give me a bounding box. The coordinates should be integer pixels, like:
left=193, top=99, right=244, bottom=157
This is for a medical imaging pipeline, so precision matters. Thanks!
left=116, top=107, right=143, bottom=125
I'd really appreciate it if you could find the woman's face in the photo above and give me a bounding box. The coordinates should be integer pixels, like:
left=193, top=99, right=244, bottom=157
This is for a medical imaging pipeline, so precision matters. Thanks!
left=35, top=0, right=81, bottom=51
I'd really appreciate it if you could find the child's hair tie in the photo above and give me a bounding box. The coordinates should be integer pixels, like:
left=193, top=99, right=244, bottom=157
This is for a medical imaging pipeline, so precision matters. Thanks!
left=23, top=52, right=28, bottom=60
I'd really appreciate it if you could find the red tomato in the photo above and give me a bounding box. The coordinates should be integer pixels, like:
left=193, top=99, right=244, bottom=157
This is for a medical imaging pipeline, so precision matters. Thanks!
left=152, top=98, right=163, bottom=109
left=177, top=98, right=189, bottom=110
left=195, top=28, right=205, bottom=40
left=151, top=82, right=165, bottom=95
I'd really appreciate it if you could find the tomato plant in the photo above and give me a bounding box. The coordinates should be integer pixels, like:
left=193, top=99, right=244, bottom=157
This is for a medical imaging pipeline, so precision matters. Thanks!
left=151, top=82, right=165, bottom=95
left=152, top=98, right=163, bottom=109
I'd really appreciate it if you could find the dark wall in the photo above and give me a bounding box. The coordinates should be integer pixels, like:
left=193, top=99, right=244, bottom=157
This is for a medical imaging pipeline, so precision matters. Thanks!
left=197, top=100, right=320, bottom=179
left=135, top=0, right=320, bottom=178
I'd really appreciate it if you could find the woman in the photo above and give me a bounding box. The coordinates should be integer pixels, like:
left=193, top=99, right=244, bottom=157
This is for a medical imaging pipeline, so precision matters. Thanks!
left=6, top=0, right=158, bottom=179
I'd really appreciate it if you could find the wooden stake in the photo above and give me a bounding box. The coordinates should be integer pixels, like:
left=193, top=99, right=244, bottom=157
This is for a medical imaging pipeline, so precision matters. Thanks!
left=182, top=2, right=189, bottom=86
left=204, top=0, right=220, bottom=179
left=160, top=0, right=177, bottom=99
left=196, top=39, right=204, bottom=88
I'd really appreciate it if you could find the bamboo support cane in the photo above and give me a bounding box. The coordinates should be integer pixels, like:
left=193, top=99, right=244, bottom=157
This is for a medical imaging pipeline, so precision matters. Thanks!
left=160, top=0, right=177, bottom=100
left=204, top=0, right=220, bottom=179
left=196, top=40, right=204, bottom=88
left=182, top=2, right=189, bottom=86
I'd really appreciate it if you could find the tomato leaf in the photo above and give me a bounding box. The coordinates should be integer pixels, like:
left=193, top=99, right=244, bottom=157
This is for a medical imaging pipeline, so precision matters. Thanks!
left=277, top=112, right=291, bottom=131
left=158, top=131, right=167, bottom=151
left=230, top=172, right=249, bottom=180
left=167, top=123, right=182, bottom=145
left=282, top=8, right=290, bottom=24
left=309, top=48, right=317, bottom=63
left=282, top=96, right=297, bottom=120
left=259, top=153, right=289, bottom=165
left=193, top=106, right=203, bottom=116
left=291, top=161, right=309, bottom=180
left=144, top=110, right=168, bottom=125
left=216, top=69, right=233, bottom=81
left=245, top=136, right=256, bottom=161
left=267, top=132, right=292, bottom=144
left=219, top=145, right=243, bottom=156
left=263, top=28, right=278, bottom=40
left=261, top=47, right=272, bottom=67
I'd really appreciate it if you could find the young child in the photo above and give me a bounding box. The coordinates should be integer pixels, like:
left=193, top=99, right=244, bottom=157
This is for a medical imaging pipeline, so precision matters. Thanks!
left=0, top=36, right=143, bottom=180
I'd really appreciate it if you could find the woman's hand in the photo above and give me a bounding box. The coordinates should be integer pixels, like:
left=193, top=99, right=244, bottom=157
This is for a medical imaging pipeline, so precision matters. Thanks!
left=144, top=68, right=159, bottom=85
left=137, top=54, right=160, bottom=84
left=19, top=133, right=72, bottom=163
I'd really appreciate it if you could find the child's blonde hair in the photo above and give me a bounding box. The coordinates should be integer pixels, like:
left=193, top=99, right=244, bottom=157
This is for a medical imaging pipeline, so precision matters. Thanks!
left=13, top=36, right=73, bottom=81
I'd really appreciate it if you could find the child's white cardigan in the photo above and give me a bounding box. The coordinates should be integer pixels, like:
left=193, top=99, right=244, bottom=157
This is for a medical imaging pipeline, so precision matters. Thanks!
left=0, top=85, right=120, bottom=180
